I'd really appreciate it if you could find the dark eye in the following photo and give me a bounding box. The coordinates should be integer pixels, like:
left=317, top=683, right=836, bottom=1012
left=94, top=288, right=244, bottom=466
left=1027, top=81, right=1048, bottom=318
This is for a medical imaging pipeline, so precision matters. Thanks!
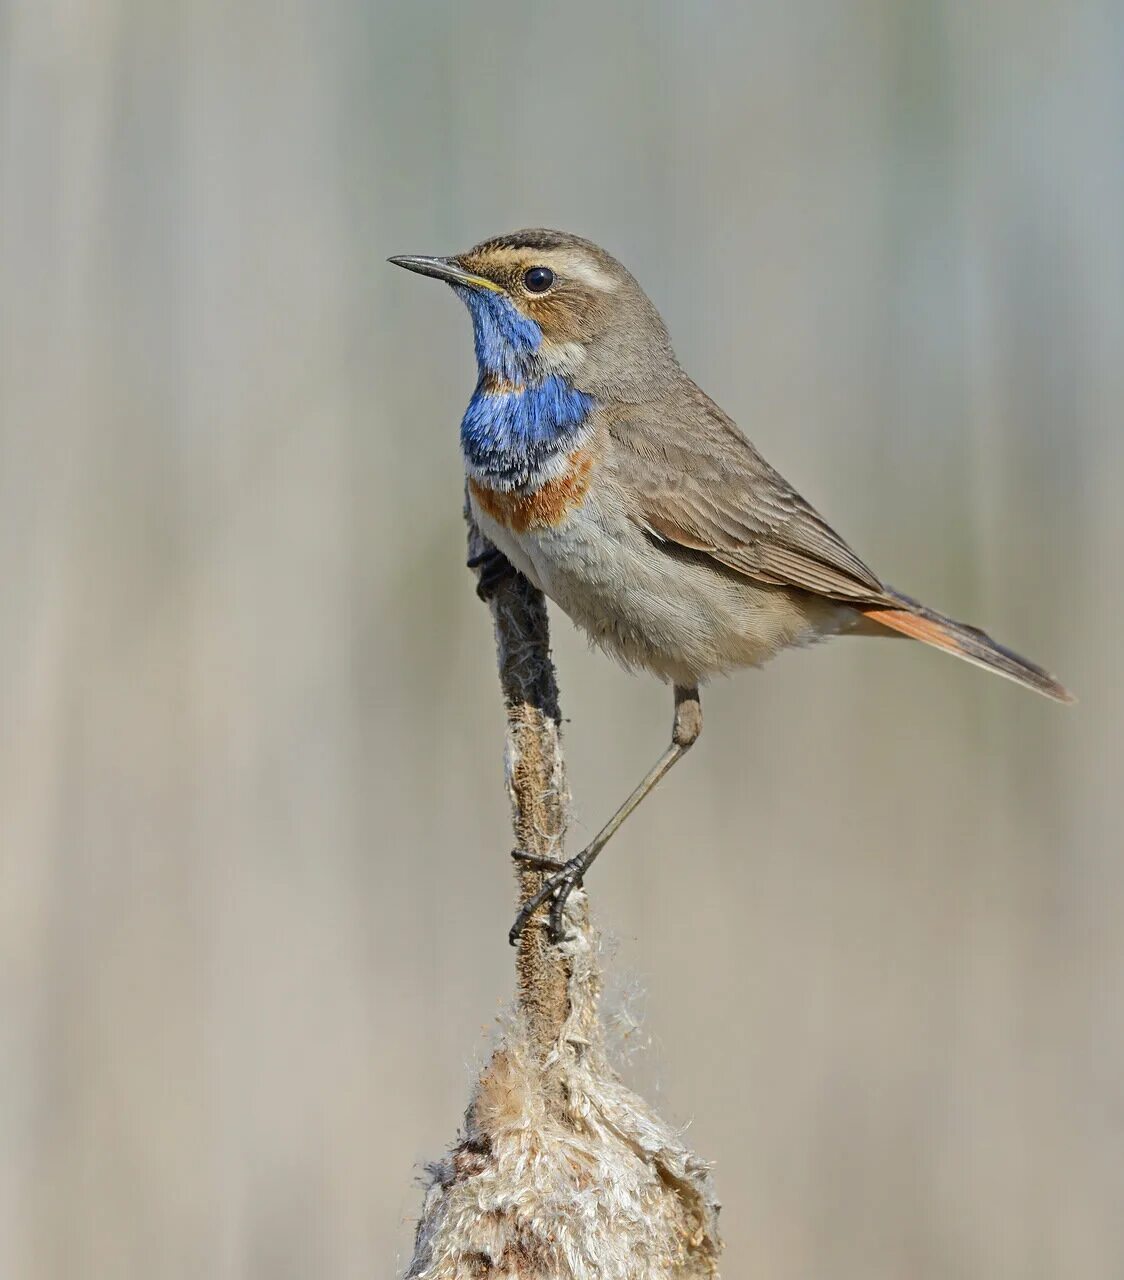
left=523, top=266, right=554, bottom=293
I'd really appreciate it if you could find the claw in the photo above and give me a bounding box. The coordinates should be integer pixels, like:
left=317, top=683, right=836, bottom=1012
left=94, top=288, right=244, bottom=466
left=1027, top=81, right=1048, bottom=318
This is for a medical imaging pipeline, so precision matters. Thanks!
left=469, top=546, right=519, bottom=601
left=508, top=855, right=586, bottom=946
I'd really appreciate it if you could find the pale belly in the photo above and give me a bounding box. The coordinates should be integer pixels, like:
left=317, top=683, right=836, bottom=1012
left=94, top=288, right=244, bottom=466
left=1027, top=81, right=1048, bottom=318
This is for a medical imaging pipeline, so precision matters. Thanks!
left=469, top=490, right=852, bottom=686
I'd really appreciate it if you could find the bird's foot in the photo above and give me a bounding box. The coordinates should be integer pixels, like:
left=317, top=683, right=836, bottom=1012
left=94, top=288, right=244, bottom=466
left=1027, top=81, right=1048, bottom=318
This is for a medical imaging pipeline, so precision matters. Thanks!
left=508, top=850, right=589, bottom=946
left=467, top=546, right=519, bottom=601
left=510, top=848, right=566, bottom=873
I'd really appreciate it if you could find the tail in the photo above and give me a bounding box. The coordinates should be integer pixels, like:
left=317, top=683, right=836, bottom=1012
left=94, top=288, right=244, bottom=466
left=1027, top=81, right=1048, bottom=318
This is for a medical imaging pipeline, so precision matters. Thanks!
left=857, top=590, right=1074, bottom=704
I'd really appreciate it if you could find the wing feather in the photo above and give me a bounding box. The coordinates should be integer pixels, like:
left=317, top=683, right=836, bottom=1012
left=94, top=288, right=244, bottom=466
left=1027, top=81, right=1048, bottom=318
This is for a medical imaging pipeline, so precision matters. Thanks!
left=609, top=382, right=887, bottom=604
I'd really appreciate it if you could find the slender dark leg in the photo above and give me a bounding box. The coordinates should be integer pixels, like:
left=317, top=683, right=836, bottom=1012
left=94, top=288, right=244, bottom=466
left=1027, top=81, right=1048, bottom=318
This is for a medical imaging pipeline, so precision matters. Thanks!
left=509, top=684, right=703, bottom=945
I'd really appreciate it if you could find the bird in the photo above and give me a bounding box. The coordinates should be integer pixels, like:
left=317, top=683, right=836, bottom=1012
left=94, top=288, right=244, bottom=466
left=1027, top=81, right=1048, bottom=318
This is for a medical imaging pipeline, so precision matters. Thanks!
left=389, top=229, right=1073, bottom=945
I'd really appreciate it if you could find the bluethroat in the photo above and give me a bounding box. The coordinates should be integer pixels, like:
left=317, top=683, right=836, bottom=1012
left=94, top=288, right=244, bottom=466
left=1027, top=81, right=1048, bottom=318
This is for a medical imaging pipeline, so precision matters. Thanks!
left=389, top=230, right=1072, bottom=945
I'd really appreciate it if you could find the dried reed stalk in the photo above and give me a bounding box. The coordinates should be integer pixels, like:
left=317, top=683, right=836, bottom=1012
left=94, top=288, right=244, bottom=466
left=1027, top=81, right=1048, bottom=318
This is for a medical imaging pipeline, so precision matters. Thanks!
left=404, top=513, right=722, bottom=1280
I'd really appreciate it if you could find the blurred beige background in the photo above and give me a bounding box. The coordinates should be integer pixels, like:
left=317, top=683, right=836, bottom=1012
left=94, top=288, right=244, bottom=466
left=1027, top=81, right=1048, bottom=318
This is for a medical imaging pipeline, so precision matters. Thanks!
left=2, top=2, right=1121, bottom=1277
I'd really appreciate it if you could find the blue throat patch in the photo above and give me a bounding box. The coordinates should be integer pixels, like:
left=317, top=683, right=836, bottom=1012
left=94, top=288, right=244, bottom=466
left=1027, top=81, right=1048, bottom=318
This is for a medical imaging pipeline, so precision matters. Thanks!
left=453, top=286, right=595, bottom=489
left=453, top=284, right=543, bottom=384
left=461, top=375, right=595, bottom=489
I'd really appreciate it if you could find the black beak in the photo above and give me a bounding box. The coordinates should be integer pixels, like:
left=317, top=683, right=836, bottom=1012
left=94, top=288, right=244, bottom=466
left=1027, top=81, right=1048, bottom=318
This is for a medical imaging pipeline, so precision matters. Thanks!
left=387, top=255, right=502, bottom=292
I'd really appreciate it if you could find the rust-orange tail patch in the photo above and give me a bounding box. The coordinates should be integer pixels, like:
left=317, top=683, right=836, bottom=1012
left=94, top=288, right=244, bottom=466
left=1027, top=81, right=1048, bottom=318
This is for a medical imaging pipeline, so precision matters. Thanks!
left=859, top=595, right=1074, bottom=703
left=861, top=606, right=965, bottom=649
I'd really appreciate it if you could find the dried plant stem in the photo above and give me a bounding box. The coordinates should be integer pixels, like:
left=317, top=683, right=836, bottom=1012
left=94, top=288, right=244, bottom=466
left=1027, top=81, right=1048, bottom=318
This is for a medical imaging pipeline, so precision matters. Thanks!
left=403, top=514, right=722, bottom=1280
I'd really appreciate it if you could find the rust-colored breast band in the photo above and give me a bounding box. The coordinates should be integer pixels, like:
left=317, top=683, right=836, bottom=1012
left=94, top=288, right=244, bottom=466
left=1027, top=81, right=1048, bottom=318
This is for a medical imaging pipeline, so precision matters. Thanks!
left=470, top=450, right=595, bottom=533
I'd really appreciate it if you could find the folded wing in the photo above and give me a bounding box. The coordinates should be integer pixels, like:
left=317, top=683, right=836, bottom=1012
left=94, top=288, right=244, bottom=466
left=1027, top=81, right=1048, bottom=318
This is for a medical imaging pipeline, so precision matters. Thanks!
left=612, top=382, right=887, bottom=603
left=608, top=381, right=1072, bottom=702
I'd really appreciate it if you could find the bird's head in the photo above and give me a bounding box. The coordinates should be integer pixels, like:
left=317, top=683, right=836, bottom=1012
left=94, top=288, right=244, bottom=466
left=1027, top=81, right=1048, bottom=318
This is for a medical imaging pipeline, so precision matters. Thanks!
left=389, top=229, right=677, bottom=400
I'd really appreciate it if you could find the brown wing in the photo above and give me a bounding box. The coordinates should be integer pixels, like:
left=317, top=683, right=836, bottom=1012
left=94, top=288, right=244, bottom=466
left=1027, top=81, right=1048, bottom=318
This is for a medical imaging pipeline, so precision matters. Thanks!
left=608, top=379, right=888, bottom=603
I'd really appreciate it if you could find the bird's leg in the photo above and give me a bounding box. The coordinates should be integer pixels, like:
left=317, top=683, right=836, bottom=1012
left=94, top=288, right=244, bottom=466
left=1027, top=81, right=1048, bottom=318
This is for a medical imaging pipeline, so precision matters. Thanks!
left=509, top=684, right=702, bottom=945
left=468, top=544, right=520, bottom=601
